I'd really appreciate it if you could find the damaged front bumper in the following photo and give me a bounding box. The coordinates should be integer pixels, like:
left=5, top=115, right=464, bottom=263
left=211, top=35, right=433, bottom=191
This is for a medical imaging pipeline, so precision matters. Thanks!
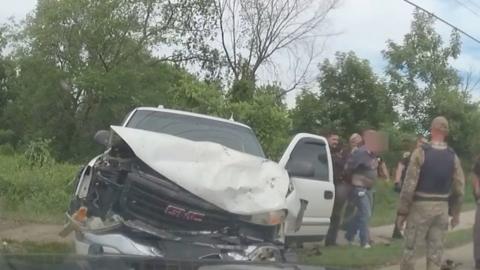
left=76, top=232, right=163, bottom=257
left=64, top=210, right=285, bottom=262
left=74, top=232, right=283, bottom=261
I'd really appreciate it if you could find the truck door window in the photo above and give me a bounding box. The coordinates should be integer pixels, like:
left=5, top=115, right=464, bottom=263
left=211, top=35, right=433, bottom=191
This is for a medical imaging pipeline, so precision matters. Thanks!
left=285, top=139, right=329, bottom=181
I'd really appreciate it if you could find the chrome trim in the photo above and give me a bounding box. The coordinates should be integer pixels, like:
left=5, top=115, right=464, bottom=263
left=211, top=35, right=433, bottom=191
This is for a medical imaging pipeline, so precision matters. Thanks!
left=78, top=232, right=281, bottom=261
left=82, top=232, right=164, bottom=257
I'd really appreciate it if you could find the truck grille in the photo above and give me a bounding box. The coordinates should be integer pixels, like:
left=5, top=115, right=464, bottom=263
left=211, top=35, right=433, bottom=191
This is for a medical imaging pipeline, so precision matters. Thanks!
left=119, top=172, right=235, bottom=230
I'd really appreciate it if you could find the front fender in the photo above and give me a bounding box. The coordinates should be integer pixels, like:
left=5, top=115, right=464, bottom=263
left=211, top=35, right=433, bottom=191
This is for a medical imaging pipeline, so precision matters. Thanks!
left=74, top=155, right=102, bottom=198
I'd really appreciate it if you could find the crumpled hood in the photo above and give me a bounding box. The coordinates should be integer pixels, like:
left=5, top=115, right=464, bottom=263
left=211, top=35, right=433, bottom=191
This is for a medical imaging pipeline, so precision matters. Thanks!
left=111, top=126, right=299, bottom=216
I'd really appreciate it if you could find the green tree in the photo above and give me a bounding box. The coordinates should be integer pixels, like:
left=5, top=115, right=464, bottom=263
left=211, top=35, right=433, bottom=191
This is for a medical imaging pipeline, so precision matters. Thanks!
left=383, top=10, right=480, bottom=157
left=0, top=25, right=10, bottom=121
left=228, top=86, right=290, bottom=160
left=292, top=51, right=395, bottom=137
left=383, top=10, right=461, bottom=130
left=2, top=0, right=222, bottom=160
left=290, top=90, right=326, bottom=134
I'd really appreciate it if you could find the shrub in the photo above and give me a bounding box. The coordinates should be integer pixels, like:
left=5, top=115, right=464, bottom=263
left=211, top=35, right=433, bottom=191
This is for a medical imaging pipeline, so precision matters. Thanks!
left=0, top=154, right=78, bottom=222
left=0, top=144, right=15, bottom=155
left=0, top=130, right=15, bottom=145
left=23, top=139, right=55, bottom=168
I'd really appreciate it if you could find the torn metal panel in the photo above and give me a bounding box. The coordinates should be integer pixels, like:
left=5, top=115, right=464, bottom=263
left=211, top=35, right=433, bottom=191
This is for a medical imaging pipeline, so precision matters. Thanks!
left=75, top=156, right=101, bottom=198
left=110, top=126, right=296, bottom=216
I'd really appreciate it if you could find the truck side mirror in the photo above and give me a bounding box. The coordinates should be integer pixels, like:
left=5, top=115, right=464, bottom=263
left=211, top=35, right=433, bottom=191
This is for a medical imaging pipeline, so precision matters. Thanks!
left=94, top=130, right=110, bottom=146
left=286, top=160, right=315, bottom=178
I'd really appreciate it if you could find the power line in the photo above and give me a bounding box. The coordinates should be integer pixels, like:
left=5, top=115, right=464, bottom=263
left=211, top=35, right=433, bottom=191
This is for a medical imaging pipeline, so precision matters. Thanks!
left=465, top=0, right=480, bottom=12
left=453, top=0, right=480, bottom=17
left=402, top=0, right=480, bottom=45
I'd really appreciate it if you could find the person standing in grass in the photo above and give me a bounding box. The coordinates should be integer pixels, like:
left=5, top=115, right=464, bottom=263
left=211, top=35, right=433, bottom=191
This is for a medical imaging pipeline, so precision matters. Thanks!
left=325, top=131, right=349, bottom=246
left=341, top=133, right=363, bottom=230
left=397, top=116, right=465, bottom=270
left=473, top=156, right=480, bottom=269
left=344, top=129, right=381, bottom=249
left=392, top=135, right=427, bottom=239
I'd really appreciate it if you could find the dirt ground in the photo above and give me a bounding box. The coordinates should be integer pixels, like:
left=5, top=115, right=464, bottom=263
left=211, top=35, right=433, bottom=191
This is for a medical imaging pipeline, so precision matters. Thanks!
left=0, top=219, right=71, bottom=243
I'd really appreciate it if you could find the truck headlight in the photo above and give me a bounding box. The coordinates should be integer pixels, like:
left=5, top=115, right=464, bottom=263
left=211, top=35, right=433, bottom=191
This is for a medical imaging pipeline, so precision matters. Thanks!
left=245, top=210, right=287, bottom=226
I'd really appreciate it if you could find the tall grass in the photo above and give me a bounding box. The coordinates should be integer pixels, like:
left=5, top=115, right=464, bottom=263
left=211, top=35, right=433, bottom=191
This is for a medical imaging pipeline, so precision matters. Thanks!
left=0, top=154, right=79, bottom=223
left=371, top=177, right=476, bottom=227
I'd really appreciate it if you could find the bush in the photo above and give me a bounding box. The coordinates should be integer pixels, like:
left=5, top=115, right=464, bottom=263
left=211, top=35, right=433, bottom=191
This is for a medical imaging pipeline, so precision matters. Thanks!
left=0, top=130, right=15, bottom=145
left=0, top=154, right=78, bottom=222
left=23, top=138, right=55, bottom=168
left=0, top=144, right=15, bottom=155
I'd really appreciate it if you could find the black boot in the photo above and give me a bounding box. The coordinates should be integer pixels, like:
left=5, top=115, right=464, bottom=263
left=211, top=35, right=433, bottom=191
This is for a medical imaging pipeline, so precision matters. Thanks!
left=392, top=224, right=403, bottom=239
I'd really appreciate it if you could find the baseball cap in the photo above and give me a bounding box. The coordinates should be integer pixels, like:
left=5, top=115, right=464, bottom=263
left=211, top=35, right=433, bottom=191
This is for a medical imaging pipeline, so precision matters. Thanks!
left=431, top=116, right=449, bottom=134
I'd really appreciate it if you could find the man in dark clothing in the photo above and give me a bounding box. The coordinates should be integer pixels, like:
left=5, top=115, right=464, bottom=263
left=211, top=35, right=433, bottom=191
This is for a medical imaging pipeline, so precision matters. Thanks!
left=341, top=133, right=363, bottom=230
left=344, top=130, right=381, bottom=248
left=324, top=132, right=349, bottom=246
left=392, top=135, right=426, bottom=239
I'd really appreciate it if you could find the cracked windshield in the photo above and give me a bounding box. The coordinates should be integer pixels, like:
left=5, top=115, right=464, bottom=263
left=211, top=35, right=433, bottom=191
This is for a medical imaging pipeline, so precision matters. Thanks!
left=1, top=0, right=480, bottom=269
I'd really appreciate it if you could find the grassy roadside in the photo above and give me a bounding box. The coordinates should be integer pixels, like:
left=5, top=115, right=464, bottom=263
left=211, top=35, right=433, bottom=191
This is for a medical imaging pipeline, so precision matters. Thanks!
left=0, top=152, right=475, bottom=225
left=0, top=154, right=79, bottom=223
left=301, top=228, right=473, bottom=269
left=0, top=240, right=73, bottom=254
left=370, top=181, right=476, bottom=227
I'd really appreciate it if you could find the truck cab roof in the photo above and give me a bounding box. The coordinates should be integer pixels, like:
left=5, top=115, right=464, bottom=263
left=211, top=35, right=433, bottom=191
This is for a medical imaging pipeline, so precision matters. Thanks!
left=124, top=107, right=252, bottom=130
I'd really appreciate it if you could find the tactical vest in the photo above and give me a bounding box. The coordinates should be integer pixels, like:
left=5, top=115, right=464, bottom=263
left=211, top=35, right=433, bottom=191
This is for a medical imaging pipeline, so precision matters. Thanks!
left=415, top=144, right=455, bottom=195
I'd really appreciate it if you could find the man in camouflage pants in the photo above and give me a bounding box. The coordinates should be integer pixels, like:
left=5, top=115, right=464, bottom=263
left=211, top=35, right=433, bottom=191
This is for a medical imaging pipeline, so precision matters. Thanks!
left=396, top=116, right=465, bottom=270
left=472, top=157, right=480, bottom=269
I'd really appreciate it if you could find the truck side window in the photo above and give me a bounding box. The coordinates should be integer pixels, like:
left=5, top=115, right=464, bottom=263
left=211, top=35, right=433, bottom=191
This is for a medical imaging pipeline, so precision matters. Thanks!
left=286, top=139, right=330, bottom=181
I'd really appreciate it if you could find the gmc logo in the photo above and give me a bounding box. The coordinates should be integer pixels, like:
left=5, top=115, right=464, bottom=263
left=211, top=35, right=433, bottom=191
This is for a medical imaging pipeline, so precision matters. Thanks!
left=164, top=205, right=205, bottom=222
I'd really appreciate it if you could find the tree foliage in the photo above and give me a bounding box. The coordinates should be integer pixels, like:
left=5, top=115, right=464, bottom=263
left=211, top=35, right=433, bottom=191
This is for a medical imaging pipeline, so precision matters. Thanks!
left=1, top=0, right=223, bottom=160
left=0, top=0, right=296, bottom=160
left=229, top=86, right=290, bottom=160
left=383, top=10, right=461, bottom=129
left=292, top=52, right=396, bottom=137
left=383, top=10, right=480, bottom=157
left=1, top=2, right=480, bottom=164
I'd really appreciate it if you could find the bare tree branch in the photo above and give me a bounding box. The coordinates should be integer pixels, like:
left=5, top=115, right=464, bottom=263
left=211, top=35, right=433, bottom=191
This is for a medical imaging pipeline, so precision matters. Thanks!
left=216, top=0, right=338, bottom=88
left=462, top=68, right=480, bottom=94
left=216, top=0, right=240, bottom=79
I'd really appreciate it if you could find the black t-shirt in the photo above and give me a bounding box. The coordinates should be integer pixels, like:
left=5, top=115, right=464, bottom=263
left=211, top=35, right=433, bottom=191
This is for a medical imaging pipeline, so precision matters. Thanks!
left=331, top=148, right=347, bottom=184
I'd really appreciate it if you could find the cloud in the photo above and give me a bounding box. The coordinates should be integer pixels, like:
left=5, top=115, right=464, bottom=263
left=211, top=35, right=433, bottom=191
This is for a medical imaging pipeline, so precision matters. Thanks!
left=1, top=0, right=478, bottom=102
left=282, top=0, right=480, bottom=106
left=0, top=0, right=36, bottom=23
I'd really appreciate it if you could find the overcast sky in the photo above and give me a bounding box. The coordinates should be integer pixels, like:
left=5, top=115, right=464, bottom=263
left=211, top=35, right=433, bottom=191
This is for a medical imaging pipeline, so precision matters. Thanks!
left=1, top=0, right=480, bottom=105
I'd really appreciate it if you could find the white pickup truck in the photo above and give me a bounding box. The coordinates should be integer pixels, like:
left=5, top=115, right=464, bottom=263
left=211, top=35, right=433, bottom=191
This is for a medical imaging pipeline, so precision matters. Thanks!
left=68, top=106, right=334, bottom=261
